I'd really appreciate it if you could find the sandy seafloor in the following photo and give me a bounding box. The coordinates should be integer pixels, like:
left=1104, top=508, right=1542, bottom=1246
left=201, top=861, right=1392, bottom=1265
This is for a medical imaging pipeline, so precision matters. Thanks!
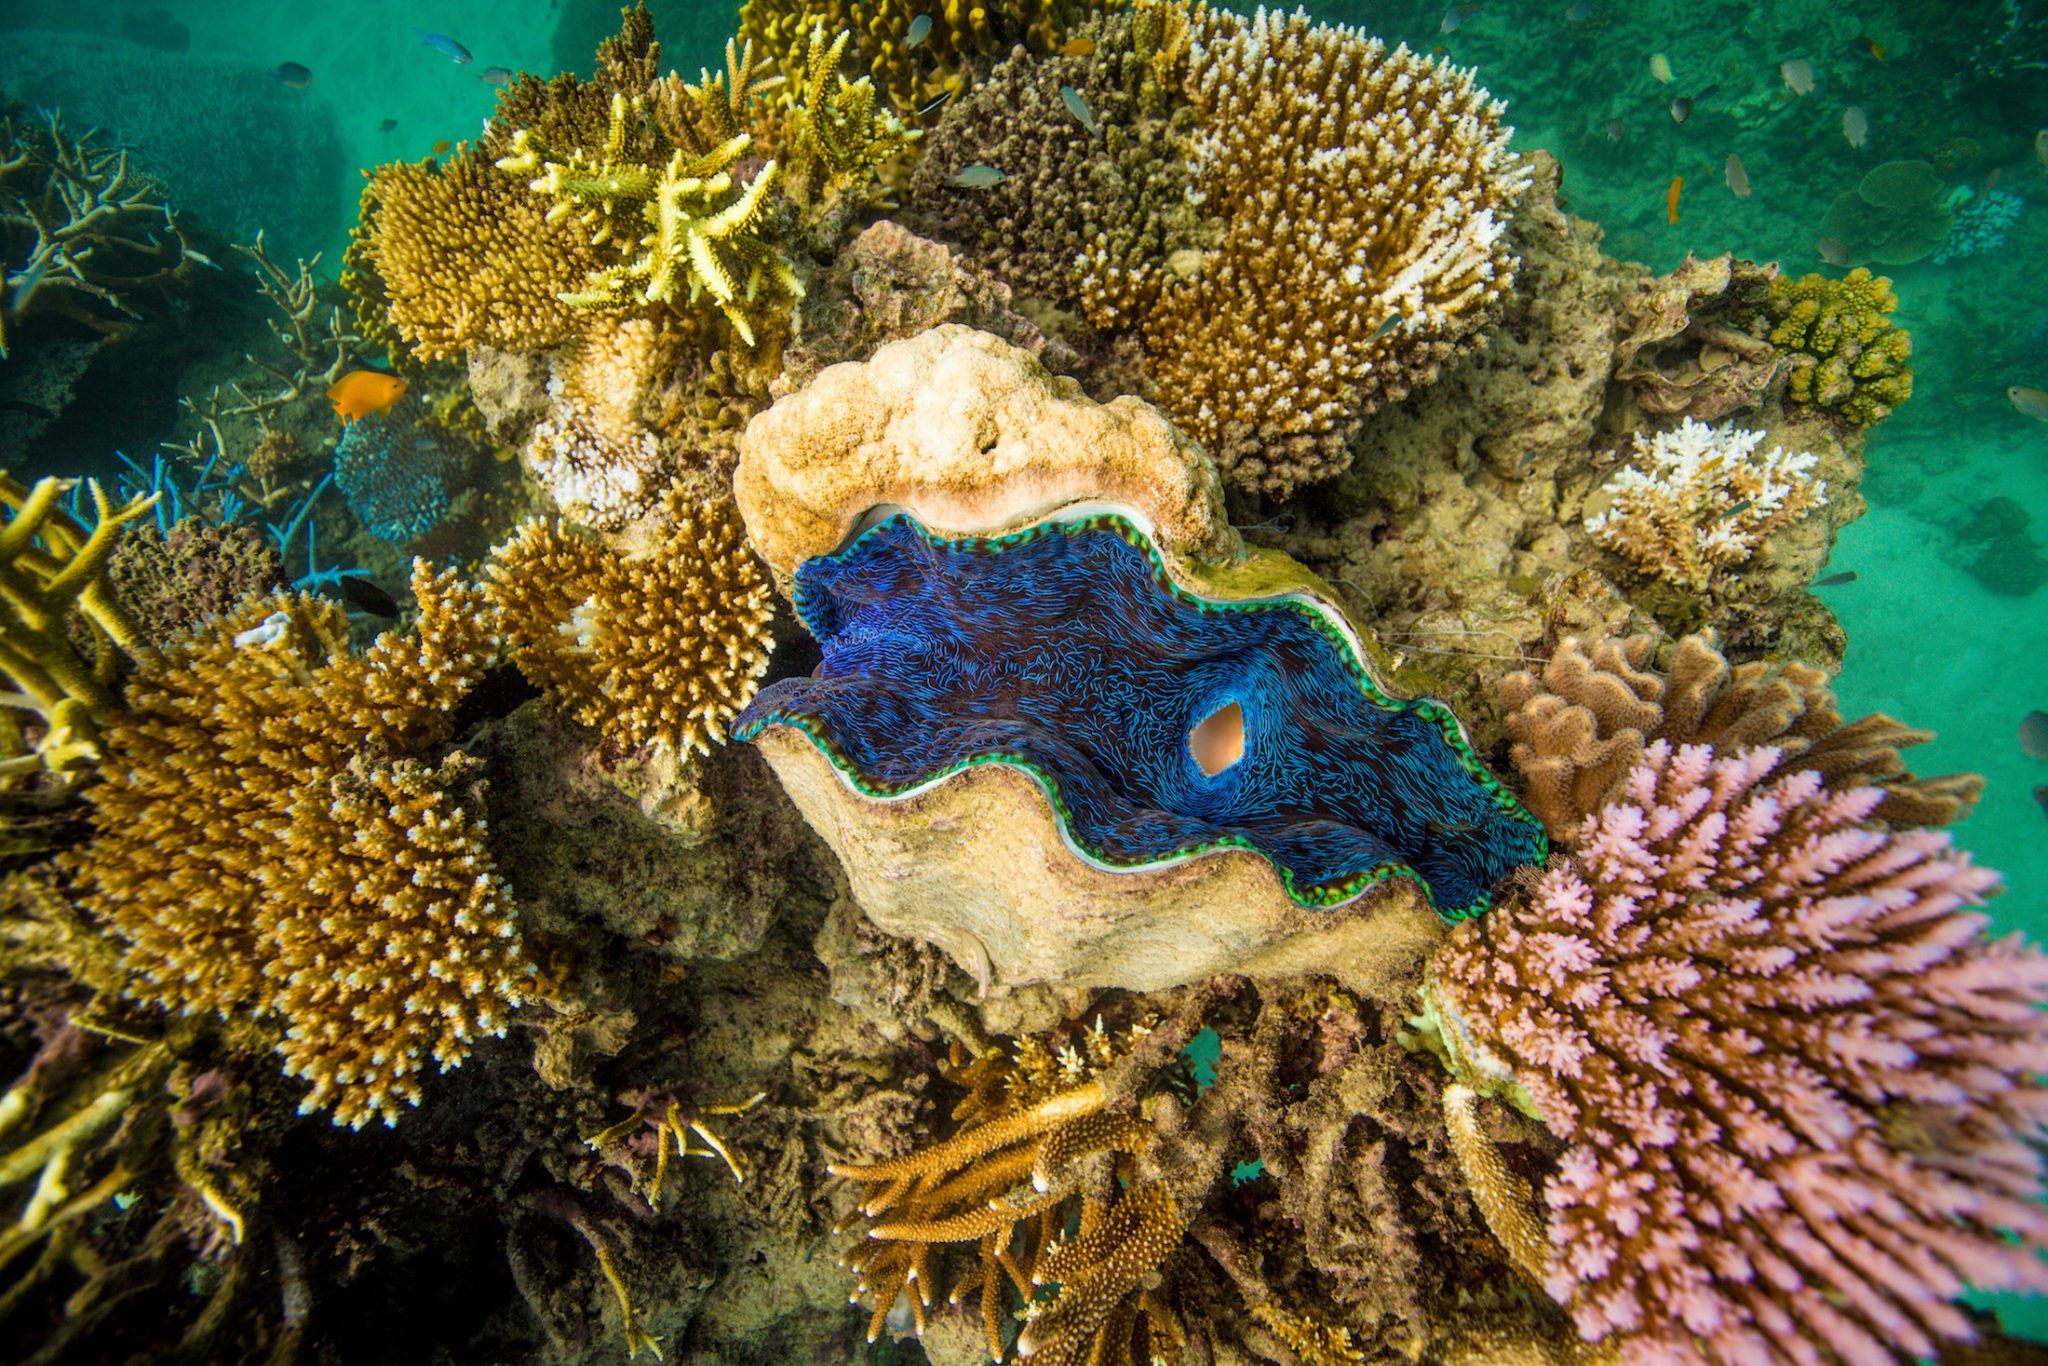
left=6, top=0, right=2048, bottom=1346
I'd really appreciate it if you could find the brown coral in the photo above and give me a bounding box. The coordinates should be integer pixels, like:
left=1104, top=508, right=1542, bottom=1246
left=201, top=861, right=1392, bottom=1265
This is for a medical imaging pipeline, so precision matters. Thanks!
left=1497, top=631, right=1983, bottom=841
left=1610, top=254, right=1781, bottom=423
left=65, top=563, right=533, bottom=1129
left=484, top=488, right=775, bottom=759
left=1078, top=0, right=1531, bottom=496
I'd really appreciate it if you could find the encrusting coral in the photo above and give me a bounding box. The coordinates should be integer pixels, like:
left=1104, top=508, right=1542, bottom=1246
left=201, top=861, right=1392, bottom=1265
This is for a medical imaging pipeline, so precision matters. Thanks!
left=484, top=485, right=776, bottom=760
left=1422, top=739, right=2048, bottom=1363
left=1750, top=267, right=1914, bottom=428
left=64, top=562, right=534, bottom=1129
left=1078, top=0, right=1532, bottom=496
left=1584, top=417, right=1827, bottom=593
left=1497, top=631, right=1982, bottom=841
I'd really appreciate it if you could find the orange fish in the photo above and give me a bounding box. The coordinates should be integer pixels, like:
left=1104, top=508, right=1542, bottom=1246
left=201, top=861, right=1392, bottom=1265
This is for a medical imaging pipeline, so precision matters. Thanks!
left=1666, top=174, right=1683, bottom=224
left=1059, top=37, right=1096, bottom=57
left=327, top=370, right=408, bottom=422
left=1853, top=35, right=1886, bottom=61
left=432, top=139, right=453, bottom=155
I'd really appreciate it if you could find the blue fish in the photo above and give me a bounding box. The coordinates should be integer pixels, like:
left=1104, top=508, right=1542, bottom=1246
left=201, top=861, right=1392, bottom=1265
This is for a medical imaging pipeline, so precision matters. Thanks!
left=905, top=13, right=933, bottom=48
left=410, top=27, right=473, bottom=64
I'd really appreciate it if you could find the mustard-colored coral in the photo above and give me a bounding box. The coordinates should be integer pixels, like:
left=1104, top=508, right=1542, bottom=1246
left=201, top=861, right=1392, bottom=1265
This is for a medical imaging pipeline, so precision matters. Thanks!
left=484, top=488, right=775, bottom=758
left=778, top=26, right=921, bottom=214
left=830, top=1021, right=1186, bottom=1366
left=1755, top=267, right=1913, bottom=427
left=64, top=563, right=533, bottom=1130
left=1079, top=0, right=1532, bottom=496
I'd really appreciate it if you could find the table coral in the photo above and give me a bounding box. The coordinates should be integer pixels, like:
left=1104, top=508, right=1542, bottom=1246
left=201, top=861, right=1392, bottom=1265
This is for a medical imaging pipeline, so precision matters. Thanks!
left=484, top=487, right=775, bottom=760
left=1752, top=267, right=1913, bottom=428
left=1077, top=0, right=1532, bottom=496
left=1820, top=159, right=1954, bottom=266
left=65, top=563, right=533, bottom=1129
left=1584, top=417, right=1828, bottom=592
left=1424, top=740, right=2048, bottom=1363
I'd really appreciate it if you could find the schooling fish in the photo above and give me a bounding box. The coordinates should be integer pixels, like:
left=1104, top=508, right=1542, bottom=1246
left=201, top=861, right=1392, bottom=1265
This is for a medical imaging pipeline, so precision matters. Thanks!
left=1781, top=58, right=1814, bottom=95
left=1811, top=570, right=1857, bottom=587
left=1725, top=152, right=1751, bottom=198
left=478, top=65, right=514, bottom=84
left=1649, top=52, right=1673, bottom=83
left=1060, top=85, right=1098, bottom=137
left=1842, top=105, right=1868, bottom=149
left=1852, top=35, right=1887, bottom=61
left=410, top=27, right=473, bottom=64
left=2010, top=386, right=2048, bottom=422
left=2021, top=710, right=2048, bottom=761
left=1441, top=3, right=1483, bottom=34
left=327, top=370, right=408, bottom=422
left=905, top=13, right=932, bottom=48
left=378, top=117, right=398, bottom=132
left=1060, top=36, right=1096, bottom=57
left=1670, top=95, right=1693, bottom=123
left=1817, top=235, right=1850, bottom=265
left=274, top=61, right=312, bottom=89
left=1666, top=174, right=1683, bottom=224
left=2035, top=784, right=2048, bottom=822
left=1371, top=312, right=1403, bottom=340
left=433, top=139, right=453, bottom=155
left=952, top=164, right=1005, bottom=188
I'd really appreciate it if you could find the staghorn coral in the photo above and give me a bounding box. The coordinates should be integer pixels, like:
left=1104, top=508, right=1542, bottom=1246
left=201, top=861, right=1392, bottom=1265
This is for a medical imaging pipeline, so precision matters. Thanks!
left=830, top=1019, right=1188, bottom=1365
left=1078, top=0, right=1532, bottom=496
left=1584, top=418, right=1827, bottom=593
left=1497, top=631, right=1981, bottom=842
left=65, top=563, right=533, bottom=1129
left=0, top=108, right=203, bottom=359
left=777, top=25, right=921, bottom=224
left=1424, top=739, right=2048, bottom=1363
left=1751, top=267, right=1914, bottom=428
left=484, top=487, right=775, bottom=760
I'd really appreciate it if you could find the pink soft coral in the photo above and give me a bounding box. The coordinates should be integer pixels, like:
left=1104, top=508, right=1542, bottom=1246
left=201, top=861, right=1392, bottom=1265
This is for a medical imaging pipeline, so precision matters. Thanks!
left=1430, top=739, right=2048, bottom=1363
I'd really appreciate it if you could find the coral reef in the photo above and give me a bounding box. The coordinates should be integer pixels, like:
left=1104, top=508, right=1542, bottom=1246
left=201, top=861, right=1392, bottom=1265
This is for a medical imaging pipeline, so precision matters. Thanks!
left=104, top=516, right=287, bottom=638
left=1078, top=0, right=1533, bottom=495
left=332, top=395, right=463, bottom=543
left=1820, top=159, right=1954, bottom=266
left=1610, top=254, right=1781, bottom=423
left=65, top=563, right=533, bottom=1128
left=1498, top=631, right=1983, bottom=842
left=1425, top=740, right=2048, bottom=1362
left=484, top=486, right=776, bottom=760
left=1584, top=418, right=1827, bottom=593
left=0, top=109, right=202, bottom=360
left=1932, top=188, right=2024, bottom=264
left=1751, top=268, right=1914, bottom=428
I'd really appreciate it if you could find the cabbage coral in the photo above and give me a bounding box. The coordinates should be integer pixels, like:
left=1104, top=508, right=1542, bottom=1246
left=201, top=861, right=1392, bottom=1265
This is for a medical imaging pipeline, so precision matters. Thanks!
left=1424, top=740, right=2048, bottom=1363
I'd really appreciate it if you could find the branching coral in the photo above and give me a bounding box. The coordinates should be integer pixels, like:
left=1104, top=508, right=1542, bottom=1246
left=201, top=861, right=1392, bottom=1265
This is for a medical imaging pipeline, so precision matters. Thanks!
left=484, top=487, right=775, bottom=759
left=1584, top=418, right=1827, bottom=592
left=0, top=108, right=202, bottom=359
left=778, top=26, right=921, bottom=217
left=1751, top=268, right=1913, bottom=428
left=64, top=563, right=533, bottom=1129
left=1078, top=0, right=1532, bottom=496
left=1498, top=632, right=1982, bottom=842
left=1424, top=740, right=2048, bottom=1363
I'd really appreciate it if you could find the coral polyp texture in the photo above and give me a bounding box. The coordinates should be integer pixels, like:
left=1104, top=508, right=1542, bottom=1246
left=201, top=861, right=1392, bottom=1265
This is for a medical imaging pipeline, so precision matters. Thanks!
left=333, top=396, right=462, bottom=543
left=65, top=564, right=533, bottom=1129
left=1584, top=418, right=1827, bottom=592
left=1425, top=740, right=2048, bottom=1363
left=1752, top=268, right=1914, bottom=428
left=739, top=512, right=1542, bottom=912
left=484, top=488, right=776, bottom=759
left=1078, top=0, right=1532, bottom=495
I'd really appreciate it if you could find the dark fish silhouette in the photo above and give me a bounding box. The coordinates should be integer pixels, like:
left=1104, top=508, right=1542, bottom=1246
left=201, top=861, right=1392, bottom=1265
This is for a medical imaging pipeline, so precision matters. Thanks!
left=274, top=61, right=312, bottom=89
left=340, top=576, right=401, bottom=619
left=1812, top=570, right=1857, bottom=587
left=2022, top=710, right=2048, bottom=762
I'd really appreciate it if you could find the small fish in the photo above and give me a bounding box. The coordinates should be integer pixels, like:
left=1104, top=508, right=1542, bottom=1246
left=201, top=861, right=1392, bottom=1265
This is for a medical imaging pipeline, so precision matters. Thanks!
left=2010, top=386, right=2048, bottom=422
left=2036, top=784, right=2048, bottom=822
left=1565, top=0, right=1593, bottom=19
left=1842, top=105, right=1868, bottom=149
left=274, top=61, right=312, bottom=89
left=326, top=370, right=408, bottom=422
left=1060, top=85, right=1098, bottom=137
left=478, top=65, right=514, bottom=84
left=340, top=575, right=401, bottom=619
left=1605, top=118, right=1625, bottom=142
left=1811, top=570, right=1858, bottom=587
left=1716, top=497, right=1753, bottom=520
left=915, top=88, right=954, bottom=117
left=1371, top=312, right=1403, bottom=340
left=1781, top=58, right=1814, bottom=95
left=905, top=13, right=932, bottom=48
left=1441, top=3, right=1483, bottom=34
left=1060, top=36, right=1096, bottom=57
left=1725, top=152, right=1751, bottom=198
left=1649, top=52, right=1674, bottom=83
left=1666, top=174, right=1683, bottom=224
left=433, top=139, right=453, bottom=155
left=1817, top=235, right=1850, bottom=265
left=410, top=27, right=472, bottom=64
left=2036, top=129, right=2048, bottom=173
left=1671, top=96, right=1693, bottom=123
left=2020, top=710, right=2048, bottom=761
left=378, top=117, right=398, bottom=132
left=951, top=164, right=1005, bottom=188
left=1852, top=35, right=1886, bottom=61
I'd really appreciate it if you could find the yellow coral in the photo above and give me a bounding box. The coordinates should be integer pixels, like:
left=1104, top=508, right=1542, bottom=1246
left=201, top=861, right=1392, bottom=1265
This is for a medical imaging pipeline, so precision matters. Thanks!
left=65, top=563, right=533, bottom=1129
left=1080, top=0, right=1532, bottom=496
left=484, top=489, right=775, bottom=758
left=1757, top=267, right=1912, bottom=427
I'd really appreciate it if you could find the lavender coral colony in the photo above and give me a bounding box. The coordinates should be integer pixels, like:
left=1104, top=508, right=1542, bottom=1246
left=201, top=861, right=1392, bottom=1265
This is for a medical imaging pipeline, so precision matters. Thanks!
left=9, top=0, right=2048, bottom=1363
